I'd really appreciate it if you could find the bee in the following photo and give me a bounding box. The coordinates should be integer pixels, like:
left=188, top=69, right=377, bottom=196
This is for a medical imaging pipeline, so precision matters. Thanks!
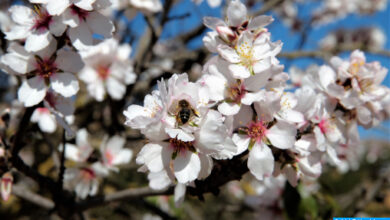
left=175, top=99, right=198, bottom=126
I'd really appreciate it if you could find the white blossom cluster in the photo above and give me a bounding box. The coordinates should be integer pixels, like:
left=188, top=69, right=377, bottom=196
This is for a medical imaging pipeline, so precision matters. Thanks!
left=0, top=0, right=388, bottom=207
left=313, top=0, right=388, bottom=24
left=123, top=0, right=390, bottom=204
left=0, top=0, right=139, bottom=199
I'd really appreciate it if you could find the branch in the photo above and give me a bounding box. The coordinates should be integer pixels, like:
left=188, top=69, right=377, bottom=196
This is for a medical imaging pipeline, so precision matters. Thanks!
left=12, top=184, right=55, bottom=210
left=278, top=48, right=390, bottom=59
left=11, top=106, right=35, bottom=156
left=76, top=186, right=174, bottom=211
left=253, top=0, right=284, bottom=16
left=57, top=129, right=66, bottom=189
left=77, top=151, right=249, bottom=211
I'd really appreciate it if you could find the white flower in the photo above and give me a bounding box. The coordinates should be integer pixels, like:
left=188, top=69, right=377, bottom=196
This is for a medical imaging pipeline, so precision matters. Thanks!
left=1, top=42, right=83, bottom=107
left=217, top=31, right=282, bottom=79
left=200, top=56, right=283, bottom=116
left=129, top=0, right=162, bottom=13
left=31, top=107, right=56, bottom=133
left=5, top=5, right=66, bottom=52
left=63, top=128, right=93, bottom=163
left=1, top=172, right=13, bottom=201
left=33, top=0, right=115, bottom=50
left=192, top=0, right=222, bottom=8
left=232, top=105, right=297, bottom=180
left=203, top=0, right=274, bottom=50
left=126, top=73, right=237, bottom=184
left=100, top=135, right=133, bottom=171
left=79, top=38, right=136, bottom=101
left=64, top=162, right=107, bottom=199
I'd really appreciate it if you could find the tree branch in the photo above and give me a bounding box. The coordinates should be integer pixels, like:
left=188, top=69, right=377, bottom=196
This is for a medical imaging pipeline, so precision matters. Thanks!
left=12, top=184, right=55, bottom=210
left=253, top=0, right=284, bottom=16
left=278, top=48, right=390, bottom=59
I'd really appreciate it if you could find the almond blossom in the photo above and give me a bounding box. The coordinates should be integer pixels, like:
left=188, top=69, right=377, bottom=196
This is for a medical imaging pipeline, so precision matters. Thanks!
left=100, top=135, right=133, bottom=171
left=79, top=38, right=136, bottom=101
left=5, top=5, right=66, bottom=52
left=125, top=73, right=237, bottom=185
left=31, top=107, right=56, bottom=133
left=200, top=56, right=283, bottom=115
left=232, top=105, right=297, bottom=181
left=32, top=0, right=115, bottom=50
left=0, top=41, right=83, bottom=107
left=203, top=0, right=274, bottom=49
left=217, top=31, right=282, bottom=79
left=0, top=172, right=13, bottom=201
left=64, top=163, right=107, bottom=199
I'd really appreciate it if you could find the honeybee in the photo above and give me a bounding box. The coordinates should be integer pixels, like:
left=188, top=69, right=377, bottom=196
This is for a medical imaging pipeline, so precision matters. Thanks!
left=175, top=99, right=199, bottom=126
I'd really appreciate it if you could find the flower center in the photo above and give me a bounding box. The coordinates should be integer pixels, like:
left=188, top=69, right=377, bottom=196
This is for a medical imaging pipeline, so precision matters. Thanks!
left=81, top=168, right=96, bottom=180
left=35, top=56, right=58, bottom=78
left=348, top=60, right=364, bottom=76
left=32, top=6, right=52, bottom=32
left=104, top=151, right=114, bottom=165
left=235, top=41, right=254, bottom=68
left=70, top=5, right=89, bottom=21
left=97, top=65, right=110, bottom=80
left=318, top=118, right=336, bottom=134
left=246, top=120, right=267, bottom=142
left=169, top=138, right=196, bottom=159
left=37, top=107, right=49, bottom=114
left=227, top=81, right=246, bottom=103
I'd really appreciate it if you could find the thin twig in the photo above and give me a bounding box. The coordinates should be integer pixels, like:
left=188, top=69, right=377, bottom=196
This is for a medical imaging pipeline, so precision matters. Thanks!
left=12, top=184, right=55, bottom=210
left=76, top=186, right=174, bottom=211
left=57, top=129, right=66, bottom=189
left=278, top=49, right=390, bottom=59
left=253, top=0, right=284, bottom=16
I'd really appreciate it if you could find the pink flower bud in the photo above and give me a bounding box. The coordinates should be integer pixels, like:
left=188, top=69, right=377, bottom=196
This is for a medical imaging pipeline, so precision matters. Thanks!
left=1, top=172, right=13, bottom=201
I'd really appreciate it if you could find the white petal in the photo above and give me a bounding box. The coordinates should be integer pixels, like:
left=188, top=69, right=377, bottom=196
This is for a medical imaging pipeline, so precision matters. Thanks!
left=9, top=5, right=34, bottom=25
left=232, top=134, right=250, bottom=155
left=217, top=45, right=240, bottom=63
left=266, top=121, right=296, bottom=149
left=218, top=102, right=241, bottom=116
left=165, top=128, right=195, bottom=142
left=298, top=153, right=322, bottom=178
left=106, top=77, right=126, bottom=100
left=46, top=0, right=71, bottom=15
left=63, top=143, right=79, bottom=161
left=174, top=183, right=186, bottom=207
left=25, top=31, right=53, bottom=52
left=74, top=0, right=95, bottom=10
left=227, top=0, right=247, bottom=27
left=38, top=113, right=56, bottom=133
left=248, top=143, right=274, bottom=180
left=18, top=77, right=47, bottom=107
left=86, top=11, right=114, bottom=38
left=203, top=17, right=225, bottom=30
left=49, top=16, right=67, bottom=36
left=1, top=50, right=34, bottom=74
left=229, top=63, right=251, bottom=79
left=148, top=171, right=171, bottom=190
left=68, top=22, right=93, bottom=50
left=112, top=149, right=133, bottom=165
left=243, top=68, right=272, bottom=91
left=198, top=154, right=213, bottom=179
left=136, top=143, right=165, bottom=173
left=173, top=152, right=201, bottom=184
left=248, top=15, right=273, bottom=30
left=50, top=73, right=79, bottom=97
left=56, top=49, right=84, bottom=73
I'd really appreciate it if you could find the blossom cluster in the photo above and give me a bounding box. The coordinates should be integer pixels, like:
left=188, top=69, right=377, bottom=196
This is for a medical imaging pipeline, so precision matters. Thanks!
left=124, top=0, right=390, bottom=203
left=0, top=0, right=138, bottom=199
left=0, top=0, right=388, bottom=210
